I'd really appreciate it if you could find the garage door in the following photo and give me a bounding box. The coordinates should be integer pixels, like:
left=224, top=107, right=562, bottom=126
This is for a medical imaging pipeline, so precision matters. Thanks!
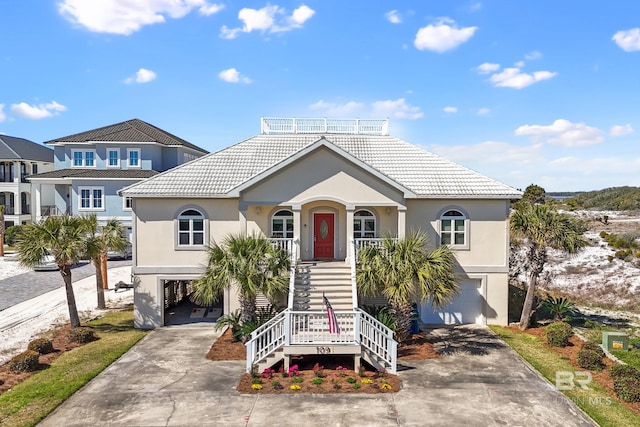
left=421, top=279, right=484, bottom=325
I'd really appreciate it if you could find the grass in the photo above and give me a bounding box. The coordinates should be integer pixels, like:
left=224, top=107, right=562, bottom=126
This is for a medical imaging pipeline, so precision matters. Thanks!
left=0, top=309, right=148, bottom=427
left=490, top=325, right=640, bottom=427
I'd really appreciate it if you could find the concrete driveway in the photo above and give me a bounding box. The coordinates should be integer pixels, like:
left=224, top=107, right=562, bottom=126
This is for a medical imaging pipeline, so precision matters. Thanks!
left=39, top=325, right=596, bottom=427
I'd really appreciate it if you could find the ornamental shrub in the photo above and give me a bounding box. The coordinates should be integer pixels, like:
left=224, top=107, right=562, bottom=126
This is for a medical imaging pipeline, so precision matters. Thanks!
left=27, top=337, right=54, bottom=354
left=9, top=350, right=40, bottom=372
left=577, top=342, right=605, bottom=370
left=67, top=327, right=97, bottom=344
left=545, top=321, right=573, bottom=347
left=611, top=365, right=640, bottom=402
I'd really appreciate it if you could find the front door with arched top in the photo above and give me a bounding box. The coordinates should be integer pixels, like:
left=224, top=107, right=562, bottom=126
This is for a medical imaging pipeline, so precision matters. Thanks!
left=313, top=212, right=334, bottom=259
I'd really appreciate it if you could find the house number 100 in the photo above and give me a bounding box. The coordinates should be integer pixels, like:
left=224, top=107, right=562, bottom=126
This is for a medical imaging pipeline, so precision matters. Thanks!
left=316, top=346, right=331, bottom=354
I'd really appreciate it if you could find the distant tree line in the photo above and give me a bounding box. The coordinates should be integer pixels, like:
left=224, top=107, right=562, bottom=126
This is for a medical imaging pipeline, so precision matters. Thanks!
left=565, top=186, right=640, bottom=211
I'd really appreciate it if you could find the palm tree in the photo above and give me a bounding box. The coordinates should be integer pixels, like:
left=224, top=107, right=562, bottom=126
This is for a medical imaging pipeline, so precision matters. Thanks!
left=16, top=216, right=88, bottom=328
left=191, top=233, right=291, bottom=324
left=0, top=205, right=5, bottom=257
left=82, top=215, right=128, bottom=309
left=357, top=230, right=459, bottom=343
left=511, top=204, right=586, bottom=330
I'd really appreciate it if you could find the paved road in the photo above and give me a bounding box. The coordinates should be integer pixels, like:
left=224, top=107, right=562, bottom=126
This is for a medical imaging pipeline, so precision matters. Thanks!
left=0, top=259, right=131, bottom=311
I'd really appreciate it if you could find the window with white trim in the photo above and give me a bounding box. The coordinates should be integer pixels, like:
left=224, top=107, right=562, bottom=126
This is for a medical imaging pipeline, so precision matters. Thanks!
left=354, top=210, right=376, bottom=238
left=127, top=149, right=141, bottom=168
left=78, top=186, right=104, bottom=210
left=123, top=196, right=132, bottom=211
left=108, top=149, right=120, bottom=167
left=271, top=209, right=293, bottom=238
left=178, top=209, right=204, bottom=246
left=71, top=150, right=96, bottom=167
left=440, top=210, right=466, bottom=246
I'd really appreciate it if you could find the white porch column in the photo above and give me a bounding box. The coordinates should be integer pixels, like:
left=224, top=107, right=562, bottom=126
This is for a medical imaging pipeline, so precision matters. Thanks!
left=397, top=207, right=406, bottom=238
left=346, top=205, right=355, bottom=263
left=13, top=191, right=20, bottom=215
left=292, top=206, right=301, bottom=260
left=239, top=207, right=247, bottom=234
left=34, top=183, right=42, bottom=221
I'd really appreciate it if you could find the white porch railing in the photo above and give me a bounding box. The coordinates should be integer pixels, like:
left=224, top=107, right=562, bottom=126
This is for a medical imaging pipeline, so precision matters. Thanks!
left=354, top=237, right=398, bottom=259
left=261, top=117, right=390, bottom=136
left=268, top=238, right=294, bottom=253
left=349, top=239, right=358, bottom=309
left=245, top=309, right=397, bottom=374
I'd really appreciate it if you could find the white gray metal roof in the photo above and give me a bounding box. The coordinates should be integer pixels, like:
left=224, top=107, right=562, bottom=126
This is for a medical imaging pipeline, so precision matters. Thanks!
left=120, top=134, right=522, bottom=199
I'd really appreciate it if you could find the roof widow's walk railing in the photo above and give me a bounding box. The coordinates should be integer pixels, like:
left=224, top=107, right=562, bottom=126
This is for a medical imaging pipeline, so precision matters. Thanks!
left=261, top=117, right=389, bottom=136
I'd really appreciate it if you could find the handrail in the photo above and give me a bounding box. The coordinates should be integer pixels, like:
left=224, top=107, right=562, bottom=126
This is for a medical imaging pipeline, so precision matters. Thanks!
left=245, top=309, right=287, bottom=373
left=355, top=307, right=397, bottom=373
left=349, top=239, right=358, bottom=309
left=287, top=240, right=297, bottom=309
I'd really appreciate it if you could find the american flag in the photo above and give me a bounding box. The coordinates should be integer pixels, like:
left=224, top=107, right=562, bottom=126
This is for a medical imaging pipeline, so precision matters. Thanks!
left=323, top=293, right=340, bottom=334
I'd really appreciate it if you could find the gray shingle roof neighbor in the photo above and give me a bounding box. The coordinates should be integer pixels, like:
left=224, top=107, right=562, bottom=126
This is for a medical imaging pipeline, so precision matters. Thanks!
left=0, top=135, right=54, bottom=162
left=29, top=168, right=158, bottom=180
left=121, top=133, right=522, bottom=199
left=44, top=119, right=208, bottom=154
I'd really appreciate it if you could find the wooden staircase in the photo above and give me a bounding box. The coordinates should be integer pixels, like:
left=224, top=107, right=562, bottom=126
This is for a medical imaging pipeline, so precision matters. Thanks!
left=292, top=261, right=353, bottom=311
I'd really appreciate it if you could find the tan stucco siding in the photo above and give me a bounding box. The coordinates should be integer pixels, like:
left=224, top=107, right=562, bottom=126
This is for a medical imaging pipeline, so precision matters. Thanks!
left=242, top=147, right=405, bottom=206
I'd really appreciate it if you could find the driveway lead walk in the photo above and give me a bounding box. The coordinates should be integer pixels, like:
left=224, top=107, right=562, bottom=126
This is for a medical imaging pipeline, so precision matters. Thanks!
left=39, top=324, right=596, bottom=426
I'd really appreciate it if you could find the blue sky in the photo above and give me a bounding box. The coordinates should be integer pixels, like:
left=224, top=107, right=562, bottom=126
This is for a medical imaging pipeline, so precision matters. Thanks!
left=1, top=1, right=639, bottom=192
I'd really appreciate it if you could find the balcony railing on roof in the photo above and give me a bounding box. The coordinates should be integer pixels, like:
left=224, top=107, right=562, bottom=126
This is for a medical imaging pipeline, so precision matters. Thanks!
left=261, top=117, right=389, bottom=136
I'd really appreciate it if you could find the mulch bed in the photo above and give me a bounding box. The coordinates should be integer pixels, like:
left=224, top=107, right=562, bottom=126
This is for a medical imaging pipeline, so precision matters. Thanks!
left=207, top=328, right=439, bottom=394
left=0, top=325, right=90, bottom=394
left=516, top=326, right=640, bottom=415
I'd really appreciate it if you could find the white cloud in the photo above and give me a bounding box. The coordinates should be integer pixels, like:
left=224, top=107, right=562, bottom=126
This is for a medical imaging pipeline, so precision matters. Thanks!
left=525, top=50, right=542, bottom=60
left=385, top=10, right=401, bottom=24
left=514, top=60, right=525, bottom=68
left=468, top=2, right=482, bottom=12
left=220, top=4, right=315, bottom=39
left=443, top=106, right=457, bottom=113
left=610, top=124, right=634, bottom=137
left=218, top=68, right=252, bottom=84
left=514, top=119, right=604, bottom=147
left=372, top=98, right=423, bottom=119
left=0, top=104, right=5, bottom=122
left=477, top=107, right=490, bottom=116
left=124, top=68, right=157, bottom=84
left=10, top=101, right=67, bottom=120
left=428, top=141, right=544, bottom=165
left=309, top=100, right=365, bottom=117
left=414, top=17, right=477, bottom=53
left=612, top=28, right=640, bottom=52
left=309, top=98, right=422, bottom=119
left=476, top=62, right=500, bottom=74
left=488, top=67, right=557, bottom=89
left=58, top=0, right=223, bottom=35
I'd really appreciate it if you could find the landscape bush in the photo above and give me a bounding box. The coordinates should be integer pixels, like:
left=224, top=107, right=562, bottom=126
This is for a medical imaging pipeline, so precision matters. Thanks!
left=577, top=341, right=605, bottom=370
left=27, top=337, right=54, bottom=354
left=545, top=321, right=573, bottom=347
left=9, top=350, right=40, bottom=372
left=67, top=327, right=97, bottom=344
left=3, top=225, right=24, bottom=246
left=611, top=364, right=640, bottom=402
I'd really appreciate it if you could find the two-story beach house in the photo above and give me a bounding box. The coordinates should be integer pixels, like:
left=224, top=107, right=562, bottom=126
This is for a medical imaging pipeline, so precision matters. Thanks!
left=28, top=119, right=208, bottom=239
left=0, top=136, right=54, bottom=227
left=120, top=117, right=522, bottom=374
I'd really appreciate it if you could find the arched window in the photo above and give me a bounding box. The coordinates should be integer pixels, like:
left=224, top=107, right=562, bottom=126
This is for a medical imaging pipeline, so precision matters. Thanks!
left=271, top=209, right=293, bottom=238
left=440, top=209, right=466, bottom=246
left=177, top=209, right=205, bottom=246
left=354, top=210, right=376, bottom=239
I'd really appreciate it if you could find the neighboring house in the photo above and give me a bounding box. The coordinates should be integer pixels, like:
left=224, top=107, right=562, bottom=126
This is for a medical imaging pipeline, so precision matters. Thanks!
left=0, top=135, right=54, bottom=227
left=28, top=119, right=208, bottom=239
left=121, top=117, right=522, bottom=373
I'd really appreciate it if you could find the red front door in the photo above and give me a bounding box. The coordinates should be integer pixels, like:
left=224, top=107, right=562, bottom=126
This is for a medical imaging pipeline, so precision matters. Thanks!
left=313, top=213, right=334, bottom=259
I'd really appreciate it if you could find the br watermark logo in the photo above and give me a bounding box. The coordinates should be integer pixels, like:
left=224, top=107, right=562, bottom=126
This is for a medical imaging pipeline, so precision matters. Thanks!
left=555, top=371, right=592, bottom=390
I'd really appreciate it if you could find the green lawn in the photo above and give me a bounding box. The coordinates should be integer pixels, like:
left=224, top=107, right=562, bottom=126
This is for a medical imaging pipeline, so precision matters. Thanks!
left=490, top=325, right=640, bottom=427
left=0, top=309, right=148, bottom=427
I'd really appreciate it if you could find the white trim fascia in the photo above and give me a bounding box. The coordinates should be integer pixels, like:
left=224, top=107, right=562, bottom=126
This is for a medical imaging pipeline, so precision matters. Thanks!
left=459, top=265, right=509, bottom=273
left=133, top=266, right=206, bottom=274
left=227, top=138, right=417, bottom=198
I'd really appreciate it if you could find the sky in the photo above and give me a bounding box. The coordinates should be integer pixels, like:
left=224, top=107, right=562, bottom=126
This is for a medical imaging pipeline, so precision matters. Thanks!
left=1, top=1, right=640, bottom=192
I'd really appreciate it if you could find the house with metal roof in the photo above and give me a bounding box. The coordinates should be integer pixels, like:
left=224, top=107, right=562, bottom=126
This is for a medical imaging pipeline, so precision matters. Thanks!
left=28, top=119, right=208, bottom=239
left=120, top=117, right=522, bottom=373
left=0, top=135, right=54, bottom=227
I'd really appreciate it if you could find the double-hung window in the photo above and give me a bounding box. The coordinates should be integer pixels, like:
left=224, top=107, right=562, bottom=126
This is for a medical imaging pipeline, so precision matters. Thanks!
left=128, top=149, right=141, bottom=168
left=108, top=149, right=120, bottom=167
left=79, top=187, right=104, bottom=210
left=71, top=150, right=96, bottom=167
left=123, top=196, right=132, bottom=211
left=353, top=210, right=376, bottom=238
left=440, top=209, right=467, bottom=247
left=177, top=209, right=205, bottom=246
left=271, top=210, right=293, bottom=238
